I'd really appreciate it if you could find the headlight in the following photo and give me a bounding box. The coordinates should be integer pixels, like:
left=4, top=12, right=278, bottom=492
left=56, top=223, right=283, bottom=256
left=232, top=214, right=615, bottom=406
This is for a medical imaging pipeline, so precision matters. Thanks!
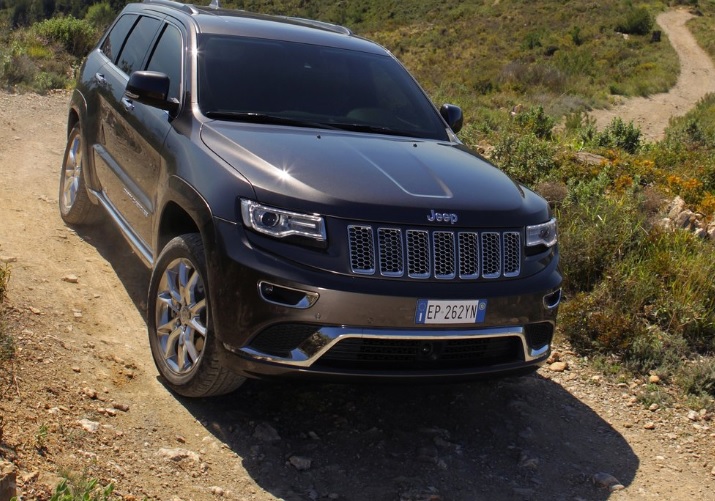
left=241, top=199, right=326, bottom=242
left=526, top=218, right=557, bottom=248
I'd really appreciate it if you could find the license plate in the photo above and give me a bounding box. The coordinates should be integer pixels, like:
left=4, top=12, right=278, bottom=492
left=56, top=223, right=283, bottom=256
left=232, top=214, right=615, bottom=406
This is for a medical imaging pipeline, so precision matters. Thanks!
left=415, top=299, right=487, bottom=325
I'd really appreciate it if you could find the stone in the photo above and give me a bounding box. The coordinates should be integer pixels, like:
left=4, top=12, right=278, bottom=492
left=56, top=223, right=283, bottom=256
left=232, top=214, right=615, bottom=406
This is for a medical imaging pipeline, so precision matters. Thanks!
left=112, top=403, right=130, bottom=412
left=644, top=422, right=656, bottom=430
left=667, top=196, right=686, bottom=219
left=253, top=422, right=281, bottom=444
left=0, top=256, right=17, bottom=264
left=593, top=472, right=624, bottom=491
left=157, top=448, right=200, bottom=463
left=83, top=387, right=98, bottom=399
left=649, top=404, right=659, bottom=412
left=78, top=419, right=100, bottom=433
left=648, top=375, right=660, bottom=384
left=687, top=410, right=700, bottom=422
left=62, top=274, right=79, bottom=283
left=549, top=361, right=568, bottom=372
left=0, top=461, right=17, bottom=501
left=288, top=455, right=312, bottom=471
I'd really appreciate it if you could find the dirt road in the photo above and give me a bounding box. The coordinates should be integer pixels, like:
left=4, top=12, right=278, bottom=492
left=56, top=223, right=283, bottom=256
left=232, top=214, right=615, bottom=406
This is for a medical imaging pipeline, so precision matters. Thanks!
left=590, top=10, right=715, bottom=142
left=1, top=10, right=714, bottom=501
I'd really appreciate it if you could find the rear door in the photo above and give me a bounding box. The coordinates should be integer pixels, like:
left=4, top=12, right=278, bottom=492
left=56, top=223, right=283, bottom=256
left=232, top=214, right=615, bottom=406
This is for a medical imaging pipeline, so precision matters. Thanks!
left=93, top=14, right=182, bottom=257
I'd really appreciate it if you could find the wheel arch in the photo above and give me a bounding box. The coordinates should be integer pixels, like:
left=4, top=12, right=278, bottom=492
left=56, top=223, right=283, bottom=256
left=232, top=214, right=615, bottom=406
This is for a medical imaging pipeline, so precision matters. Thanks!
left=156, top=176, right=216, bottom=260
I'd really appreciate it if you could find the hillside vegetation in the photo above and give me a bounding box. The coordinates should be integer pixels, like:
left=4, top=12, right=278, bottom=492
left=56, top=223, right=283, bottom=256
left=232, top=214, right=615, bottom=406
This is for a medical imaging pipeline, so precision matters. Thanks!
left=0, top=0, right=713, bottom=410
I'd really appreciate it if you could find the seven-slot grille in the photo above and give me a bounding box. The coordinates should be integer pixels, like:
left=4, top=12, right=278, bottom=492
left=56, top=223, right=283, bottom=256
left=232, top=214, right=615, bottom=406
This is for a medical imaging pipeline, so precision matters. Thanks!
left=348, top=225, right=521, bottom=280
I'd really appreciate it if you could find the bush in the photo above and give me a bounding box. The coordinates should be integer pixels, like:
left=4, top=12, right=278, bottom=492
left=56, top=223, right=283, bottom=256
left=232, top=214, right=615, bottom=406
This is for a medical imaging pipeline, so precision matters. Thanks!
left=615, top=7, right=654, bottom=36
left=556, top=173, right=647, bottom=293
left=84, top=2, right=115, bottom=31
left=596, top=117, right=642, bottom=154
left=492, top=132, right=558, bottom=185
left=31, top=16, right=97, bottom=57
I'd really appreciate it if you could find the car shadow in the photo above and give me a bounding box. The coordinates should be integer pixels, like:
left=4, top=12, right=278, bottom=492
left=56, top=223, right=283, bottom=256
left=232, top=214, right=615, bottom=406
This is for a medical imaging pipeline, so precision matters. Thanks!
left=73, top=212, right=151, bottom=318
left=72, top=215, right=638, bottom=500
left=179, top=375, right=638, bottom=501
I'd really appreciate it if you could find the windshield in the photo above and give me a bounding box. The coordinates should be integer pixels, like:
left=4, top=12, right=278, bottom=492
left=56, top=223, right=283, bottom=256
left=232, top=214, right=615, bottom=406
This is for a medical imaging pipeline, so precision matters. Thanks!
left=197, top=35, right=449, bottom=140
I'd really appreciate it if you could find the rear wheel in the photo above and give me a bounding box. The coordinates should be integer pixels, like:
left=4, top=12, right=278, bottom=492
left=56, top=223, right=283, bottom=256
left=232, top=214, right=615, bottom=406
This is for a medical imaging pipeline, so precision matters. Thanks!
left=58, top=123, right=99, bottom=225
left=148, top=234, right=246, bottom=397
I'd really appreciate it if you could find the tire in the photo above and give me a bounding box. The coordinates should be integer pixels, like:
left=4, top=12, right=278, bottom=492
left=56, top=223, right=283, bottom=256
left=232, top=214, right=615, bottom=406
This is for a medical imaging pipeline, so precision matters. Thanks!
left=58, top=123, right=100, bottom=225
left=147, top=234, right=246, bottom=397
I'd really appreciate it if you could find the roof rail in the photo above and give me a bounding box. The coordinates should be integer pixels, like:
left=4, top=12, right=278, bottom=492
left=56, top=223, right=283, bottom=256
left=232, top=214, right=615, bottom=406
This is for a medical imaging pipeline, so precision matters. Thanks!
left=278, top=16, right=352, bottom=36
left=142, top=0, right=199, bottom=15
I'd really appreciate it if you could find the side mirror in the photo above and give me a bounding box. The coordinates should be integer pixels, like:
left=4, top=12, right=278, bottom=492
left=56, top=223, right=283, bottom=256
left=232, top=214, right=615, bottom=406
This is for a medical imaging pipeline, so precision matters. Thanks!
left=125, top=71, right=179, bottom=115
left=439, top=104, right=463, bottom=134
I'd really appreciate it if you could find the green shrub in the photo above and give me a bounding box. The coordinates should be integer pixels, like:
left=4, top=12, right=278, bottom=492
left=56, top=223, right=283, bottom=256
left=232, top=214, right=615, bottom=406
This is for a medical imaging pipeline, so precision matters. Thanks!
left=492, top=132, right=558, bottom=185
left=615, top=7, right=653, bottom=36
left=84, top=2, right=115, bottom=31
left=678, top=359, right=715, bottom=398
left=596, top=116, right=642, bottom=154
left=31, top=16, right=97, bottom=57
left=49, top=473, right=114, bottom=501
left=556, top=173, right=647, bottom=293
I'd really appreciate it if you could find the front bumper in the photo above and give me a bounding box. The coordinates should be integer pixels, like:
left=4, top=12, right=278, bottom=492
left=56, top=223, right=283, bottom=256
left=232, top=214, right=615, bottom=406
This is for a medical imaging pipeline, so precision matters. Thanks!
left=209, top=219, right=562, bottom=382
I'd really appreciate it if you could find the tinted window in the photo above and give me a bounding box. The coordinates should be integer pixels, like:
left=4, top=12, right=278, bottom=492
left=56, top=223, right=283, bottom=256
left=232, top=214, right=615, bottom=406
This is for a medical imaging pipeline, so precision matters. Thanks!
left=146, top=24, right=182, bottom=101
left=101, top=14, right=137, bottom=63
left=197, top=35, right=447, bottom=140
left=116, top=16, right=161, bottom=75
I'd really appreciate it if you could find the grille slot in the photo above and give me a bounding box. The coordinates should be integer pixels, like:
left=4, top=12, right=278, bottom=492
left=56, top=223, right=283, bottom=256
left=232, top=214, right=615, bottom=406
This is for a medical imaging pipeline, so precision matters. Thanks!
left=348, top=225, right=521, bottom=280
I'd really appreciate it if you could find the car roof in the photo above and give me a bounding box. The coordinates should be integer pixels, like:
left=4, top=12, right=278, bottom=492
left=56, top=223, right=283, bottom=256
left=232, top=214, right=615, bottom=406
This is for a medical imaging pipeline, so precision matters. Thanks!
left=136, top=0, right=386, bottom=55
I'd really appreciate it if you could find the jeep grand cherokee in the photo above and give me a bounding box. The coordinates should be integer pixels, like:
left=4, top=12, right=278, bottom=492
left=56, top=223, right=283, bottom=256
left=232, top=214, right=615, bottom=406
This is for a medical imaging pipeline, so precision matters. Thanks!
left=59, top=0, right=562, bottom=397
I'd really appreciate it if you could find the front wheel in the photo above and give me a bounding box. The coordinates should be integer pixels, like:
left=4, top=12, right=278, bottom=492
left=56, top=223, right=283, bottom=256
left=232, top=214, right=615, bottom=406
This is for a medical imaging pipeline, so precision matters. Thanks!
left=147, top=234, right=246, bottom=397
left=58, top=123, right=99, bottom=225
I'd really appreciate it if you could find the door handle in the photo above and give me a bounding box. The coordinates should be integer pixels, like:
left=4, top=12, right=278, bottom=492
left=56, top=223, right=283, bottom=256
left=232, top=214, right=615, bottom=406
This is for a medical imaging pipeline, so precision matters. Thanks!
left=94, top=72, right=107, bottom=86
left=121, top=97, right=135, bottom=112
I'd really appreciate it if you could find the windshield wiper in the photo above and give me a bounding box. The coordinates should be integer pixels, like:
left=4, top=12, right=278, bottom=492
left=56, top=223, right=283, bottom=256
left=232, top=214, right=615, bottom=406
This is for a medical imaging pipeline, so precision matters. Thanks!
left=204, top=111, right=338, bottom=130
left=328, top=122, right=418, bottom=138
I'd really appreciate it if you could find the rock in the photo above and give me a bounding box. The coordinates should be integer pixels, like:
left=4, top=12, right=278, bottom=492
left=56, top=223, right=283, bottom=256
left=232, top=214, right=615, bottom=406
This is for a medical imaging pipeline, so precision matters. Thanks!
left=288, top=455, right=312, bottom=471
left=667, top=196, right=686, bottom=218
left=674, top=209, right=695, bottom=229
left=71, top=366, right=81, bottom=373
left=83, top=387, right=98, bottom=399
left=253, top=422, right=281, bottom=444
left=711, top=466, right=715, bottom=476
left=0, top=461, right=17, bottom=501
left=98, top=408, right=117, bottom=417
left=649, top=403, right=659, bottom=412
left=209, top=486, right=225, bottom=496
left=0, top=256, right=17, bottom=264
left=593, top=472, right=624, bottom=491
left=549, top=361, right=568, bottom=372
left=648, top=375, right=660, bottom=384
left=62, top=274, right=79, bottom=284
left=157, top=448, right=200, bottom=463
left=644, top=422, right=656, bottom=430
left=687, top=410, right=699, bottom=422
left=112, top=403, right=130, bottom=412
left=78, top=419, right=100, bottom=433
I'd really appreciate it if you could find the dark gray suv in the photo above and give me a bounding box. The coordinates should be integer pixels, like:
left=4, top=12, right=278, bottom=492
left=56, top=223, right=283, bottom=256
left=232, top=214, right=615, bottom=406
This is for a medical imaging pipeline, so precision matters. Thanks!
left=59, top=0, right=562, bottom=397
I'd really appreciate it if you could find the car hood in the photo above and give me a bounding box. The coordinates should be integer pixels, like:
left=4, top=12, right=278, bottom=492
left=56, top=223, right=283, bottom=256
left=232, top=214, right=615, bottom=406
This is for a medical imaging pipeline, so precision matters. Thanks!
left=201, top=122, right=550, bottom=226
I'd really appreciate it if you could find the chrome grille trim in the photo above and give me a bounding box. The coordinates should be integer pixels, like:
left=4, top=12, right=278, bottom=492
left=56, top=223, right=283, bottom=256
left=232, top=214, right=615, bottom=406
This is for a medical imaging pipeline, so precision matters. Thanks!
left=347, top=226, right=522, bottom=280
left=433, top=231, right=456, bottom=279
left=348, top=225, right=375, bottom=274
left=378, top=228, right=404, bottom=277
left=406, top=230, right=430, bottom=279
left=503, top=231, right=521, bottom=277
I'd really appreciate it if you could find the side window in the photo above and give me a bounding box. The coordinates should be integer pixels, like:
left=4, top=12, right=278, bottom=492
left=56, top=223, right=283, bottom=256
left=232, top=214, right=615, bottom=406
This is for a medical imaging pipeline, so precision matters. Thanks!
left=101, top=14, right=137, bottom=63
left=146, top=25, right=182, bottom=101
left=116, top=16, right=161, bottom=75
